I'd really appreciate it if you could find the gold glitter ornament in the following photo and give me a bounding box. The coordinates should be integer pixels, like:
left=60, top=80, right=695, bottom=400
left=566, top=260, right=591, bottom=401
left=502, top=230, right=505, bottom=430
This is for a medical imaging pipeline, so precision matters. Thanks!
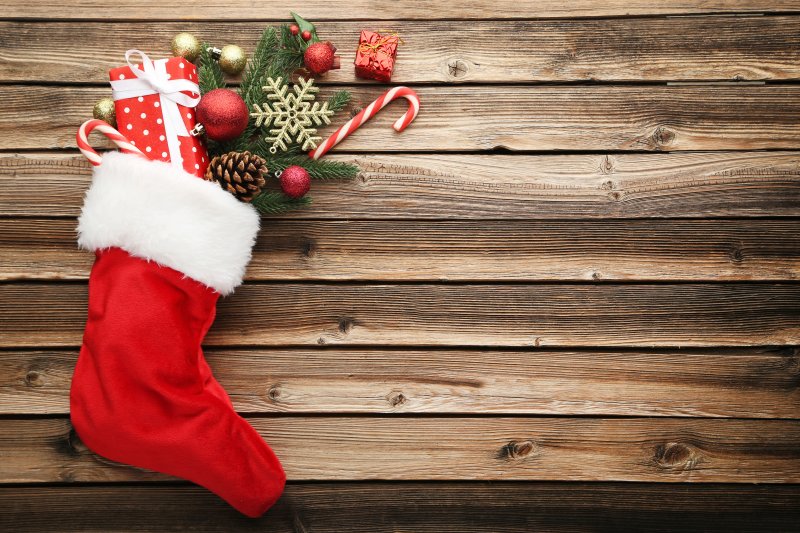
left=92, top=97, right=116, bottom=128
left=218, top=44, right=247, bottom=75
left=171, top=32, right=201, bottom=62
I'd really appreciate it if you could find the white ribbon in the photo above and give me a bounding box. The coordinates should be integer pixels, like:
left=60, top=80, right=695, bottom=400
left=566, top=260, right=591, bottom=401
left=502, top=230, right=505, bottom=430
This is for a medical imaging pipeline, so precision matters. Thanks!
left=110, top=49, right=201, bottom=169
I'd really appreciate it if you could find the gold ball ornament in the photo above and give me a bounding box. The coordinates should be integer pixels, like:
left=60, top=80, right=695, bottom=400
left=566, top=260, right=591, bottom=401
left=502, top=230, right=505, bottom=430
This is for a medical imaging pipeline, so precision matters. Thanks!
left=218, top=44, right=247, bottom=75
left=171, top=32, right=201, bottom=62
left=92, top=97, right=116, bottom=128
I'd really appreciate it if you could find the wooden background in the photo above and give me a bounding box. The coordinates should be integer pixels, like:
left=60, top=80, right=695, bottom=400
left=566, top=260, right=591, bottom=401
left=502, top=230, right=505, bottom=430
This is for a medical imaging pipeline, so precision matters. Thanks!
left=1, top=1, right=800, bottom=531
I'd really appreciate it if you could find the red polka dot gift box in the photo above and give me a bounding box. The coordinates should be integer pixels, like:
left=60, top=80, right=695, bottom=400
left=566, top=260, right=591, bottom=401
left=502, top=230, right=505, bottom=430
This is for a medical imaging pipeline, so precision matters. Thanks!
left=109, top=50, right=209, bottom=178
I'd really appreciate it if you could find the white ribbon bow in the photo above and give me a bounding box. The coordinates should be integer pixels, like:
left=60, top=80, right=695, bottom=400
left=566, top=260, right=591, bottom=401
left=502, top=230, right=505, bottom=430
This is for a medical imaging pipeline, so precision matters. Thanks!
left=110, top=49, right=201, bottom=169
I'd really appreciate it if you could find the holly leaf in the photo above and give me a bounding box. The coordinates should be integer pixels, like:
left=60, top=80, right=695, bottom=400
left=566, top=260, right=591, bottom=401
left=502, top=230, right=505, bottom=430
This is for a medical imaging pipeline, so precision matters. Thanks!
left=290, top=12, right=319, bottom=42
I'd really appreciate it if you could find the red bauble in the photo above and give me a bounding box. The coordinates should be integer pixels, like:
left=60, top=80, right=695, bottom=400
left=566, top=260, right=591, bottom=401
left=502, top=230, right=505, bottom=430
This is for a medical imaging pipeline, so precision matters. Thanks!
left=304, top=42, right=335, bottom=75
left=196, top=89, right=249, bottom=142
left=279, top=165, right=311, bottom=198
left=301, top=30, right=312, bottom=41
left=289, top=24, right=299, bottom=36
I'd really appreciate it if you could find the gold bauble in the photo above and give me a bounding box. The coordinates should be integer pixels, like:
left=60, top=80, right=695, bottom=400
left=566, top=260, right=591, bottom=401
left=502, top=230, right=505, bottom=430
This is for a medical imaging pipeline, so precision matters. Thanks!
left=92, top=97, right=116, bottom=128
left=218, top=44, right=247, bottom=75
left=171, top=32, right=201, bottom=62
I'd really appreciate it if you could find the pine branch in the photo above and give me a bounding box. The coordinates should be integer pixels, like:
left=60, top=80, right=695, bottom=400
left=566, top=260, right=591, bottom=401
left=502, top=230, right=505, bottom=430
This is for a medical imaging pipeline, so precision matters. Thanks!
left=252, top=190, right=312, bottom=215
left=271, top=154, right=359, bottom=180
left=326, top=90, right=351, bottom=113
left=197, top=43, right=225, bottom=94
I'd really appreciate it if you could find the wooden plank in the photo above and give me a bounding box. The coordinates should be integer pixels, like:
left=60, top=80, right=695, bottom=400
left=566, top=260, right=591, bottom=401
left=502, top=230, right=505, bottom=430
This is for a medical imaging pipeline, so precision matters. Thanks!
left=3, top=152, right=798, bottom=219
left=4, top=18, right=800, bottom=84
left=2, top=483, right=800, bottom=533
left=2, top=348, right=798, bottom=417
left=4, top=1, right=797, bottom=20
left=1, top=283, right=798, bottom=348
left=2, top=417, right=799, bottom=482
left=4, top=85, right=800, bottom=152
left=3, top=218, right=800, bottom=282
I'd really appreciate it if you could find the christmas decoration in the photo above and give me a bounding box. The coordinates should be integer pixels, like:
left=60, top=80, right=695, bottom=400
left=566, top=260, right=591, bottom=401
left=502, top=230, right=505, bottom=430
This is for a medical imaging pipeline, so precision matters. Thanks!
left=218, top=44, right=247, bottom=75
left=355, top=30, right=400, bottom=82
left=171, top=32, right=201, bottom=62
left=92, top=97, right=117, bottom=128
left=194, top=17, right=360, bottom=215
left=278, top=165, right=311, bottom=198
left=309, top=86, right=420, bottom=160
left=291, top=12, right=319, bottom=42
left=205, top=150, right=267, bottom=202
left=250, top=76, right=334, bottom=153
left=110, top=49, right=208, bottom=177
left=304, top=42, right=337, bottom=75
left=196, top=88, right=249, bottom=141
left=72, top=146, right=285, bottom=518
left=77, top=119, right=144, bottom=166
left=289, top=24, right=299, bottom=35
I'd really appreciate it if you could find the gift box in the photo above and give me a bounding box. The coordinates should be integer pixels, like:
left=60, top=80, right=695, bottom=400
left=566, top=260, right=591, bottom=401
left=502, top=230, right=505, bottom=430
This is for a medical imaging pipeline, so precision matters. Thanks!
left=109, top=50, right=209, bottom=178
left=354, top=30, right=398, bottom=83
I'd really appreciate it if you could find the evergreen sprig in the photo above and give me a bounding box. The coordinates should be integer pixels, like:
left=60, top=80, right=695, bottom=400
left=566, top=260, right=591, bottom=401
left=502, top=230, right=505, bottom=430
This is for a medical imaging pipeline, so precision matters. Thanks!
left=197, top=43, right=225, bottom=95
left=200, top=21, right=359, bottom=216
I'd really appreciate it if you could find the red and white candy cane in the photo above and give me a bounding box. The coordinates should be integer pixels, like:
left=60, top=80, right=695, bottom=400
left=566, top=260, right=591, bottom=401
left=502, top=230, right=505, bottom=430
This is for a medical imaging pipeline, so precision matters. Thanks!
left=308, top=86, right=420, bottom=160
left=76, top=119, right=144, bottom=166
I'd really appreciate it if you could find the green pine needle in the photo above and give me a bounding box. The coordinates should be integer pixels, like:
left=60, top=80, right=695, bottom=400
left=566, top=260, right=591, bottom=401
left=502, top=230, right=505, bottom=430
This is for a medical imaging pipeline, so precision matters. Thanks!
left=197, top=43, right=225, bottom=95
left=326, top=90, right=351, bottom=114
left=271, top=154, right=359, bottom=180
left=252, top=190, right=312, bottom=215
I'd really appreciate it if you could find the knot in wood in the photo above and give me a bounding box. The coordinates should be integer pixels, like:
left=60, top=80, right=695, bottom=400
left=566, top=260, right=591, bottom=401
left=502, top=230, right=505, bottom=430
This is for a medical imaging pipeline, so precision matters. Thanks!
left=498, top=439, right=538, bottom=460
left=653, top=441, right=701, bottom=471
left=267, top=384, right=282, bottom=402
left=25, top=369, right=44, bottom=387
left=729, top=243, right=744, bottom=263
left=448, top=59, right=469, bottom=79
left=600, top=155, right=615, bottom=175
left=651, top=126, right=676, bottom=148
left=386, top=390, right=407, bottom=407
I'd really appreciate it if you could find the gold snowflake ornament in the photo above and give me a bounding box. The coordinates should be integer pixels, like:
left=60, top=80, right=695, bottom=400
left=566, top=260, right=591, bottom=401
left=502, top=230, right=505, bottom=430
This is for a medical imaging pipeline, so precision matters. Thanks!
left=250, top=76, right=334, bottom=153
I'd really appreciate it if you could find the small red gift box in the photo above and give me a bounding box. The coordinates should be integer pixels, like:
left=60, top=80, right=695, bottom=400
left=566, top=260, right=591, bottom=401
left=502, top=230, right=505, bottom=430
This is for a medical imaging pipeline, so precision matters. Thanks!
left=354, top=30, right=398, bottom=83
left=109, top=50, right=209, bottom=178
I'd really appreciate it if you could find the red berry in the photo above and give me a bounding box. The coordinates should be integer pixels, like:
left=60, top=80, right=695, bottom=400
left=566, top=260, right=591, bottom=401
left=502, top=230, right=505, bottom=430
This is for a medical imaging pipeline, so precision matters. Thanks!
left=289, top=24, right=299, bottom=35
left=301, top=30, right=312, bottom=41
left=303, top=42, right=335, bottom=75
left=279, top=165, right=311, bottom=199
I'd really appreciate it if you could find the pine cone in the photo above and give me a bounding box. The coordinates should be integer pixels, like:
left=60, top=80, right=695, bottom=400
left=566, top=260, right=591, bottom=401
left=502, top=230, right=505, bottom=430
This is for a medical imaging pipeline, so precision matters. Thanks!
left=204, top=151, right=268, bottom=202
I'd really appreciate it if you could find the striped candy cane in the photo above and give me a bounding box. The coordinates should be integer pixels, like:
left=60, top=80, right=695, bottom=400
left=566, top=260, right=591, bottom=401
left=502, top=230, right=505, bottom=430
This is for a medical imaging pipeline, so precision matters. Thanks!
left=76, top=119, right=145, bottom=166
left=308, top=86, right=420, bottom=160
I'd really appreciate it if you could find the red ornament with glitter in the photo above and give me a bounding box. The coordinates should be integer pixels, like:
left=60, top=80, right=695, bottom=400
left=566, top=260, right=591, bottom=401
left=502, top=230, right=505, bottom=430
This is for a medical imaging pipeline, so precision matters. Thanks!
left=279, top=165, right=311, bottom=199
left=354, top=30, right=399, bottom=83
left=109, top=50, right=209, bottom=178
left=196, top=89, right=249, bottom=142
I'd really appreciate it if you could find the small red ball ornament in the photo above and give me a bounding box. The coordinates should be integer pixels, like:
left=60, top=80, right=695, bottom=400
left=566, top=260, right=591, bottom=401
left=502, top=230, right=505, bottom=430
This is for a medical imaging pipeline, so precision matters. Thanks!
left=301, top=30, right=312, bottom=41
left=279, top=165, right=311, bottom=198
left=195, top=89, right=249, bottom=142
left=289, top=24, right=300, bottom=36
left=304, top=42, right=335, bottom=75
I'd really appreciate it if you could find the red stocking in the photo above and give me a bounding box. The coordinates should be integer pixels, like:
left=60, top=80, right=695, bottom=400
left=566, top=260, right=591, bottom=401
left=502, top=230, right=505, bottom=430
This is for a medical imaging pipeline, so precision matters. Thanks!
left=70, top=152, right=285, bottom=517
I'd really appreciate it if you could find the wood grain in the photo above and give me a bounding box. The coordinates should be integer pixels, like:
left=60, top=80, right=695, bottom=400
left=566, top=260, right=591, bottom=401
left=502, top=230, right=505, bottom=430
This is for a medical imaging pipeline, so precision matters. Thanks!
left=2, top=483, right=800, bottom=533
left=3, top=218, right=800, bottom=282
left=4, top=17, right=799, bottom=84
left=1, top=283, right=798, bottom=348
left=4, top=1, right=797, bottom=20
left=2, top=152, right=798, bottom=218
left=2, top=348, right=798, bottom=417
left=4, top=85, right=800, bottom=151
left=2, top=417, right=799, bottom=482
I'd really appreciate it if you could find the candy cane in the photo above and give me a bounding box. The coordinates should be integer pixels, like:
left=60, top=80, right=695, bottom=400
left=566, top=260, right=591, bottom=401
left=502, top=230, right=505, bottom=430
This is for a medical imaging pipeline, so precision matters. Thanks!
left=308, top=86, right=420, bottom=160
left=76, top=119, right=145, bottom=166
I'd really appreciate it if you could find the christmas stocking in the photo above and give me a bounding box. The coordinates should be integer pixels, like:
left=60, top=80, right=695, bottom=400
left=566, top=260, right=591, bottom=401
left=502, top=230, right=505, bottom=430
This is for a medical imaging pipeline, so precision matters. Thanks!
left=70, top=151, right=285, bottom=517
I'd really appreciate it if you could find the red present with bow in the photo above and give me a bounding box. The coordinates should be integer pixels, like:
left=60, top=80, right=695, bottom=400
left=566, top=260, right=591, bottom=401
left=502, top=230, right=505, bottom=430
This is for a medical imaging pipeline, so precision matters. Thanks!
left=109, top=50, right=209, bottom=178
left=354, top=30, right=399, bottom=83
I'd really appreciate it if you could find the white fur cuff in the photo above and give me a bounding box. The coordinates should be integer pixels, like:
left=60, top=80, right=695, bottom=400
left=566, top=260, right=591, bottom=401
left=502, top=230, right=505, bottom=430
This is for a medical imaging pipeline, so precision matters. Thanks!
left=77, top=152, right=260, bottom=295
